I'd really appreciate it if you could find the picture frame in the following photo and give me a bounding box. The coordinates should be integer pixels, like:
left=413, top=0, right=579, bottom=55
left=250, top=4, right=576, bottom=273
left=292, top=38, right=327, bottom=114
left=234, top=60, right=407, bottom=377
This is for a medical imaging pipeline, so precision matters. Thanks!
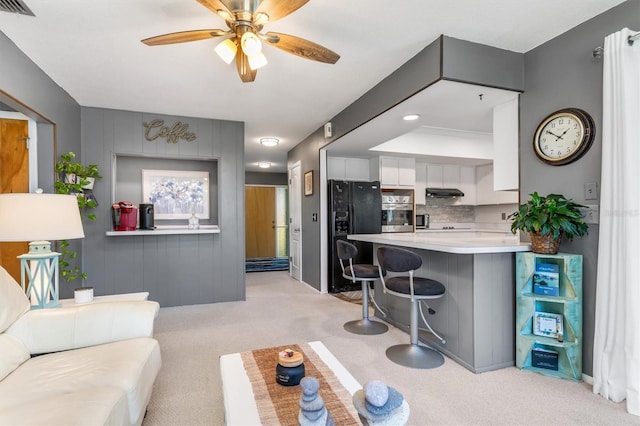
left=304, top=170, right=313, bottom=196
left=533, top=311, right=563, bottom=339
left=142, top=169, right=209, bottom=220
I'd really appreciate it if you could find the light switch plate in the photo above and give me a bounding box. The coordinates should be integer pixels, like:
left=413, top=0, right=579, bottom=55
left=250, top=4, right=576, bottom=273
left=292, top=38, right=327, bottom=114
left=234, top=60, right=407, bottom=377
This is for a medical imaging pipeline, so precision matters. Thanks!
left=584, top=182, right=598, bottom=200
left=581, top=205, right=599, bottom=224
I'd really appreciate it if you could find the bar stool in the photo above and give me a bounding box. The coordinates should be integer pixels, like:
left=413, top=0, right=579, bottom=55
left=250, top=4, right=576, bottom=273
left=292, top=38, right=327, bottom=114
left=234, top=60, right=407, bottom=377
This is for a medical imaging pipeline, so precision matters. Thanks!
left=377, top=246, right=446, bottom=369
left=336, top=240, right=389, bottom=335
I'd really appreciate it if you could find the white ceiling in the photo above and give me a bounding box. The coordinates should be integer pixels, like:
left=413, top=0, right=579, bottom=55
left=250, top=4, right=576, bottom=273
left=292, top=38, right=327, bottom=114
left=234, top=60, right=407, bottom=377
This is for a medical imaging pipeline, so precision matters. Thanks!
left=0, top=0, right=626, bottom=172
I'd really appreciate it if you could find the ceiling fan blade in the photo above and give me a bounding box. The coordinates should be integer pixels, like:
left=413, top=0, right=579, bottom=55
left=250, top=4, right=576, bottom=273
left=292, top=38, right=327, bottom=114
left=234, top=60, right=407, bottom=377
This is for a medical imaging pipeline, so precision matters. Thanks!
left=264, top=32, right=340, bottom=64
left=236, top=50, right=257, bottom=83
left=255, top=0, right=309, bottom=23
left=141, top=29, right=227, bottom=46
left=196, top=0, right=233, bottom=20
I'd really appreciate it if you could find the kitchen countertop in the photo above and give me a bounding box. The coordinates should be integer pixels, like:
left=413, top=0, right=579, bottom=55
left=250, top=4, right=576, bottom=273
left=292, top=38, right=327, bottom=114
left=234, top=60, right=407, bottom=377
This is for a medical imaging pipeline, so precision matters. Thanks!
left=348, top=231, right=531, bottom=254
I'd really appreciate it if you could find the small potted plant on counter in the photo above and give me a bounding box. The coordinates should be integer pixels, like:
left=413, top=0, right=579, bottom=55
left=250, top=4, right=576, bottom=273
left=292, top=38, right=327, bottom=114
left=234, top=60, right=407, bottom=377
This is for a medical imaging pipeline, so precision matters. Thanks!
left=54, top=151, right=102, bottom=302
left=508, top=192, right=588, bottom=254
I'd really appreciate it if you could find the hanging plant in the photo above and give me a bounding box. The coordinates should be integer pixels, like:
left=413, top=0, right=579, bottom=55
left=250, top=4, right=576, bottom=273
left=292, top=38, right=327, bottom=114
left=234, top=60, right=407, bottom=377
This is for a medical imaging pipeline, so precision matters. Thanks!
left=54, top=151, right=102, bottom=282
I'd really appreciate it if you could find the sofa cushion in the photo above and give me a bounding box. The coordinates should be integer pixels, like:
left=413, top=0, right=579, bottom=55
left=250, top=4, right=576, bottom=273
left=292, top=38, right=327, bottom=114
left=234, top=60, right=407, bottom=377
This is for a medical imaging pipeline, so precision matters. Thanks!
left=0, top=266, right=29, bottom=333
left=0, top=386, right=130, bottom=426
left=0, top=337, right=161, bottom=426
left=0, top=334, right=30, bottom=381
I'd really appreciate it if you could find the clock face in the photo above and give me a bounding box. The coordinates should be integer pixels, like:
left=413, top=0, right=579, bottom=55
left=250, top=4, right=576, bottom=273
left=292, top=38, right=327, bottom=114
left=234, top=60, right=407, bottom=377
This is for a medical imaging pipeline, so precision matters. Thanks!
left=533, top=108, right=595, bottom=165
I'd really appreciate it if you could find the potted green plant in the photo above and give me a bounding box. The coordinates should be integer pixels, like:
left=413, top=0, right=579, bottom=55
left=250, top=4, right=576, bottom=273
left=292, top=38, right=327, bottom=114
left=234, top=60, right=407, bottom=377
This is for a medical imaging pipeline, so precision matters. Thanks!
left=508, top=192, right=588, bottom=254
left=54, top=152, right=102, bottom=295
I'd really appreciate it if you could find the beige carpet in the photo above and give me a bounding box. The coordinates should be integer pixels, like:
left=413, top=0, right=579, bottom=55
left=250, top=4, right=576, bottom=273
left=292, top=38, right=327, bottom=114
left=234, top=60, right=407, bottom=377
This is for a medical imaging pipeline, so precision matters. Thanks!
left=143, top=271, right=636, bottom=425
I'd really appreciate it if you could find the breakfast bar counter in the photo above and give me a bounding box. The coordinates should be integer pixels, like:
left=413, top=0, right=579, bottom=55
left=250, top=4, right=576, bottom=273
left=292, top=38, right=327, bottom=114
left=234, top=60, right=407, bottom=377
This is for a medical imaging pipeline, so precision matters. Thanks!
left=348, top=231, right=531, bottom=373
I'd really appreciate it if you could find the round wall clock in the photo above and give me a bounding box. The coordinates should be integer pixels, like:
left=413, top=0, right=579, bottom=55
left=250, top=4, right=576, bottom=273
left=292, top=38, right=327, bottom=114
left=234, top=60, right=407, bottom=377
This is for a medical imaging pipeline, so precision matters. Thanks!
left=533, top=108, right=595, bottom=165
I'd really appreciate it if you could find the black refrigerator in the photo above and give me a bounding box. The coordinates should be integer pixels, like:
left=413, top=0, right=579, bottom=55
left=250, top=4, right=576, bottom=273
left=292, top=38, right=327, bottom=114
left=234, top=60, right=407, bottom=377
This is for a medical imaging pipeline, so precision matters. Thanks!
left=328, top=180, right=382, bottom=293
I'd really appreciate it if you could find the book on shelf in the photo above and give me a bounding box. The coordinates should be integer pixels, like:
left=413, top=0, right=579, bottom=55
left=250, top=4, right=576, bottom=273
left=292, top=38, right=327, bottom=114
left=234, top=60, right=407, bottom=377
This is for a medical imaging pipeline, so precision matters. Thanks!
left=533, top=311, right=563, bottom=339
left=533, top=262, right=560, bottom=296
left=531, top=347, right=559, bottom=370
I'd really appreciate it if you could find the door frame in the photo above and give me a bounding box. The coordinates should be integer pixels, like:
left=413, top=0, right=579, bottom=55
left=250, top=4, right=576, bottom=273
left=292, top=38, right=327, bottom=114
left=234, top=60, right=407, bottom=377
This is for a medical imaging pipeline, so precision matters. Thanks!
left=319, top=149, right=328, bottom=293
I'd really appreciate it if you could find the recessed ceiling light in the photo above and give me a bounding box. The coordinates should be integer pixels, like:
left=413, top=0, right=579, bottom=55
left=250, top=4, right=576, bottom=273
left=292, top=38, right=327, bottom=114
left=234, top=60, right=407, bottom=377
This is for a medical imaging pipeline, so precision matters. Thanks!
left=260, top=137, right=279, bottom=147
left=402, top=114, right=420, bottom=121
left=258, top=162, right=271, bottom=169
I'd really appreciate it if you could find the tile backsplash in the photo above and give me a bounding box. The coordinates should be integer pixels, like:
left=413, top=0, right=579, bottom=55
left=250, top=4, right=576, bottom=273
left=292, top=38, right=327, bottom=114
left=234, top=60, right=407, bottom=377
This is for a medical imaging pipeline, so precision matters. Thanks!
left=417, top=199, right=518, bottom=228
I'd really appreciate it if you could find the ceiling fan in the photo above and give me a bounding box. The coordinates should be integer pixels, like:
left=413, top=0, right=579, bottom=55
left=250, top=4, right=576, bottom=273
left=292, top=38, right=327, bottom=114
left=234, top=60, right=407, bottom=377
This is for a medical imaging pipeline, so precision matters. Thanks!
left=141, top=0, right=340, bottom=83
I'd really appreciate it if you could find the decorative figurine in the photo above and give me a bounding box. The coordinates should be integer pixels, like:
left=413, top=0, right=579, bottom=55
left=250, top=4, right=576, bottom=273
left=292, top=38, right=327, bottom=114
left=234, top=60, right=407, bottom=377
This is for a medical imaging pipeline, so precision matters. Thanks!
left=352, top=380, right=410, bottom=425
left=298, top=377, right=334, bottom=426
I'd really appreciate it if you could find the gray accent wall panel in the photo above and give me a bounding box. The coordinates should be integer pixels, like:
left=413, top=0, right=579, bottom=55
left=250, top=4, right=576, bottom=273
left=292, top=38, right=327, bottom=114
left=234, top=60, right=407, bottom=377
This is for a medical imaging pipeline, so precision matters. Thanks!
left=78, top=107, right=245, bottom=306
left=442, top=36, right=524, bottom=91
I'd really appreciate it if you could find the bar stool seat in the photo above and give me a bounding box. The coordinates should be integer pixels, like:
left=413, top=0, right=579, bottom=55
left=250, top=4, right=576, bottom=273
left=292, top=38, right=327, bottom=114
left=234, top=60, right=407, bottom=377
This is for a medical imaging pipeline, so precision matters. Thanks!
left=336, top=240, right=388, bottom=335
left=377, top=246, right=446, bottom=369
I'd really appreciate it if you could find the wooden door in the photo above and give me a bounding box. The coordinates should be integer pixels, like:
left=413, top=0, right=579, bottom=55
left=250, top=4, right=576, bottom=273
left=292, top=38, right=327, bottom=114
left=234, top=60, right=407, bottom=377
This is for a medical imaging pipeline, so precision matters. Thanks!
left=0, top=119, right=29, bottom=281
left=245, top=186, right=276, bottom=259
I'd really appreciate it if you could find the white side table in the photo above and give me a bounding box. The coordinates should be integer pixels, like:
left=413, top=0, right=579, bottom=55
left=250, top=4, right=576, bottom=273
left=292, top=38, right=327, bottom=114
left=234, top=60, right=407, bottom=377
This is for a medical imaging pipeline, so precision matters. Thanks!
left=59, top=291, right=149, bottom=308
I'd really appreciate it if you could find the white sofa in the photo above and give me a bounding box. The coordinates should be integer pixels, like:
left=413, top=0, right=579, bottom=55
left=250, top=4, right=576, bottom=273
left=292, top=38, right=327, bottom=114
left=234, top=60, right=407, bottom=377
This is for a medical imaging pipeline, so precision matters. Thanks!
left=0, top=266, right=162, bottom=426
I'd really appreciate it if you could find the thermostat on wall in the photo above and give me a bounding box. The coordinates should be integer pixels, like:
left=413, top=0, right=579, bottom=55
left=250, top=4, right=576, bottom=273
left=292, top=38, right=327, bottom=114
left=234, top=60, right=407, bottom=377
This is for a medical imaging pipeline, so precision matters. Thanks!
left=324, top=122, right=332, bottom=138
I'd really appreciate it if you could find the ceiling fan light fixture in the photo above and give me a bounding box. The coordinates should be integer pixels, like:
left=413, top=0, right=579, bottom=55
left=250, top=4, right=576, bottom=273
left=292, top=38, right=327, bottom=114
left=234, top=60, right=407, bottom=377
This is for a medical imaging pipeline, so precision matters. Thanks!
left=258, top=161, right=271, bottom=169
left=248, top=52, right=268, bottom=70
left=254, top=12, right=269, bottom=26
left=215, top=39, right=237, bottom=64
left=241, top=31, right=262, bottom=56
left=260, top=137, right=279, bottom=147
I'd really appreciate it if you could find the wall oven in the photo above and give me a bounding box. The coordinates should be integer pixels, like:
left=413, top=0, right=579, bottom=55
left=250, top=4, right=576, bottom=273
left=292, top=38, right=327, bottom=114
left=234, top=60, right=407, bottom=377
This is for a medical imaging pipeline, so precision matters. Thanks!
left=381, top=193, right=413, bottom=233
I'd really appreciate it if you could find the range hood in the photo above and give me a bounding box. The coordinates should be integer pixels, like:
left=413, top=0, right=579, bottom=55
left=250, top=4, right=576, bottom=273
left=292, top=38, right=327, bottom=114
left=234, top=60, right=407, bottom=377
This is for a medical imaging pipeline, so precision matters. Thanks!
left=426, top=188, right=465, bottom=198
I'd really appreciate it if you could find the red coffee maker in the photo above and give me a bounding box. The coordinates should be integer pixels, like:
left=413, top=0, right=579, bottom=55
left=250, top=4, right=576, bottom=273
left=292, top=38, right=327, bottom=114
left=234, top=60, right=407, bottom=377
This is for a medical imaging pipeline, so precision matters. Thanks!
left=112, top=201, right=138, bottom=231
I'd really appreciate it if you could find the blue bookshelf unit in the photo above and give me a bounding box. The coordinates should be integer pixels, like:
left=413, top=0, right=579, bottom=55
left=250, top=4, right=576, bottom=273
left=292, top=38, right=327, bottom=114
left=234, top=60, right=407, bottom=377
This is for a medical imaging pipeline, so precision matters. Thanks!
left=516, top=252, right=583, bottom=381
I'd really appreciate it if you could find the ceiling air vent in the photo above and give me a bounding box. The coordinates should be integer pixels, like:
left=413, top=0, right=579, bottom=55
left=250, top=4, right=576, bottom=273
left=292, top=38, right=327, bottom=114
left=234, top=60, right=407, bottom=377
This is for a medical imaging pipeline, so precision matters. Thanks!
left=0, top=0, right=34, bottom=16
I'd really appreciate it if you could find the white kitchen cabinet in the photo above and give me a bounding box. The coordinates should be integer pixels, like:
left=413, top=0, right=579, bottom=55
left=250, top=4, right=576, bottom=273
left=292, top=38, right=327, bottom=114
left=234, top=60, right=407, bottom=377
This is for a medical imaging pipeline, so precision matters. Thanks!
left=476, top=164, right=518, bottom=205
left=457, top=166, right=477, bottom=205
left=371, top=156, right=415, bottom=187
left=415, top=161, right=427, bottom=205
left=426, top=164, right=443, bottom=187
left=493, top=98, right=519, bottom=191
left=426, top=164, right=460, bottom=188
left=327, top=157, right=369, bottom=181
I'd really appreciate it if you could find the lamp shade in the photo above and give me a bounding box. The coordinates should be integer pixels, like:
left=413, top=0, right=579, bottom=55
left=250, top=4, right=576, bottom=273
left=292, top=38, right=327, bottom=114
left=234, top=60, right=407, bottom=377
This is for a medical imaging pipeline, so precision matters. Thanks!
left=0, top=193, right=85, bottom=242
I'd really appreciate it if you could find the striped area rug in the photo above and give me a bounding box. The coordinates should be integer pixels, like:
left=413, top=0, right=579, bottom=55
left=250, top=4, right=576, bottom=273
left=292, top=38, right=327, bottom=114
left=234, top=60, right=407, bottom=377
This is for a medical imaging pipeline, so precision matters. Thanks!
left=246, top=257, right=290, bottom=272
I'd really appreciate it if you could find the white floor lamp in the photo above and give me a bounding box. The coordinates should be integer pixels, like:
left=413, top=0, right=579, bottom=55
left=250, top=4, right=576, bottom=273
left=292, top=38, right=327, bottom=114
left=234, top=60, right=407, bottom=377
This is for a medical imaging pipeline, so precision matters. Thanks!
left=0, top=191, right=85, bottom=309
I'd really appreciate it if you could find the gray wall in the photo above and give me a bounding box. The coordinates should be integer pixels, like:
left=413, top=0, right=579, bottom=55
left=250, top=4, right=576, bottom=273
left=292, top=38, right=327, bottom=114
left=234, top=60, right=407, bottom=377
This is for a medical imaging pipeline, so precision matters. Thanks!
left=288, top=35, right=524, bottom=290
left=0, top=32, right=81, bottom=160
left=78, top=107, right=245, bottom=307
left=520, top=0, right=640, bottom=376
left=245, top=171, right=287, bottom=186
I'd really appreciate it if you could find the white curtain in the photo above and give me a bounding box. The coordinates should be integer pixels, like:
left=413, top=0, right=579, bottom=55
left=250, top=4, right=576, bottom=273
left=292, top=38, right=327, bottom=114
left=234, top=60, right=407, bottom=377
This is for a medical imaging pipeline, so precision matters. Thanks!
left=594, top=28, right=640, bottom=416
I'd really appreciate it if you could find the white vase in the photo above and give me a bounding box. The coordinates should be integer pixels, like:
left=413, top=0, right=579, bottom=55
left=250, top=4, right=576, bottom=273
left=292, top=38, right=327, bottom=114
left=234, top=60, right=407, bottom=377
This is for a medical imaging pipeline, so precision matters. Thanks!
left=74, top=287, right=94, bottom=304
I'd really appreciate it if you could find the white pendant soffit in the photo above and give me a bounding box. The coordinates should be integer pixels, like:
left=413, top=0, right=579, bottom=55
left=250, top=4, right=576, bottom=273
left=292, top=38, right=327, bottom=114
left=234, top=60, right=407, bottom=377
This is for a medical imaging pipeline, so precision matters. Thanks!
left=371, top=126, right=493, bottom=161
left=326, top=80, right=519, bottom=159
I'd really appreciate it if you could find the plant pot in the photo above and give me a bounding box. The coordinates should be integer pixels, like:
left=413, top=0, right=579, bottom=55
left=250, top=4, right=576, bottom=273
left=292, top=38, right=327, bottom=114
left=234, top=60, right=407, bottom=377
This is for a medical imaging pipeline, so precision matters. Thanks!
left=529, top=232, right=561, bottom=254
left=82, top=177, right=95, bottom=189
left=64, top=172, right=77, bottom=184
left=74, top=286, right=94, bottom=304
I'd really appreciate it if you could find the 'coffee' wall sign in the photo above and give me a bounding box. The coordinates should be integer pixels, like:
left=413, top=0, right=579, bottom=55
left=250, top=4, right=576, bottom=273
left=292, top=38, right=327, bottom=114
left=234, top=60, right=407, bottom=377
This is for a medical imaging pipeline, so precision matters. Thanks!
left=143, top=119, right=196, bottom=144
